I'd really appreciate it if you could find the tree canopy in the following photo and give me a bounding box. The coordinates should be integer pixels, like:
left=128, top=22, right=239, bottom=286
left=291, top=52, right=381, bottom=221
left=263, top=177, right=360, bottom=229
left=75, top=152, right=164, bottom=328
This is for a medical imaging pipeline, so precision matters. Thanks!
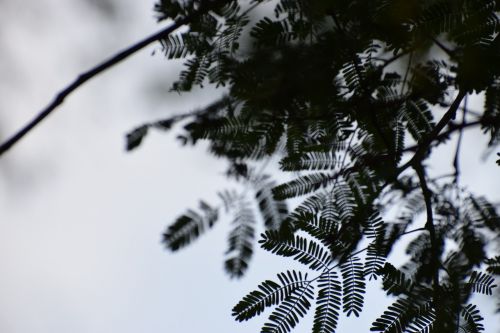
left=2, top=0, right=499, bottom=333
left=132, top=1, right=500, bottom=332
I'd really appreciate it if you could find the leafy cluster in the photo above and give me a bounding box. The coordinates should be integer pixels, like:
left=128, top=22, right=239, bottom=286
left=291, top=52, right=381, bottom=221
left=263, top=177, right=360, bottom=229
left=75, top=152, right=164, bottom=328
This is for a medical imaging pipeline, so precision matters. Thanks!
left=128, top=0, right=500, bottom=332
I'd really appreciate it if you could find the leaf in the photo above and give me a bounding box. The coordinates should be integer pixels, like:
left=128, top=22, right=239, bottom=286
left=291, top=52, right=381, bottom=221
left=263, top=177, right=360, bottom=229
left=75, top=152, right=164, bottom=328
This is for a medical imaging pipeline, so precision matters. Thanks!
left=405, top=303, right=435, bottom=333
left=410, top=1, right=463, bottom=35
left=409, top=61, right=449, bottom=104
left=199, top=117, right=257, bottom=140
left=313, top=271, right=341, bottom=333
left=483, top=81, right=500, bottom=145
left=261, top=281, right=315, bottom=333
left=393, top=118, right=405, bottom=164
left=250, top=17, right=296, bottom=46
left=371, top=298, right=416, bottom=333
left=461, top=304, right=485, bottom=333
left=259, top=230, right=332, bottom=270
left=363, top=211, right=385, bottom=239
left=256, top=180, right=289, bottom=229
left=341, top=58, right=366, bottom=93
left=485, top=256, right=500, bottom=274
left=399, top=99, right=434, bottom=142
left=280, top=151, right=341, bottom=171
left=364, top=240, right=387, bottom=281
left=225, top=199, right=256, bottom=278
left=378, top=263, right=414, bottom=297
left=454, top=222, right=486, bottom=267
left=159, top=33, right=191, bottom=59
left=345, top=169, right=379, bottom=207
left=217, top=189, right=240, bottom=212
left=331, top=180, right=356, bottom=223
left=464, top=195, right=500, bottom=231
left=125, top=125, right=148, bottom=151
left=293, top=212, right=339, bottom=246
left=217, top=11, right=248, bottom=52
left=466, top=271, right=497, bottom=295
left=272, top=173, right=335, bottom=200
left=340, top=256, right=366, bottom=316
left=163, top=200, right=218, bottom=251
left=232, top=270, right=309, bottom=322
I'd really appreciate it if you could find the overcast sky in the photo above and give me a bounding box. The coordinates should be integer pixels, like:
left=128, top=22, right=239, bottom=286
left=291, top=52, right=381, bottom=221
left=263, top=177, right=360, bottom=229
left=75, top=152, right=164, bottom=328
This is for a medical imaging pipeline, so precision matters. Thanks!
left=0, top=1, right=498, bottom=333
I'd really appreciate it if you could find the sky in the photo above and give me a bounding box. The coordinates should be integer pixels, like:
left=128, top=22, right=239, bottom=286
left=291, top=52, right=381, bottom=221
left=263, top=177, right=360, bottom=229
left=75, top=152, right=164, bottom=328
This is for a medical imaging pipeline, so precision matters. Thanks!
left=0, top=1, right=498, bottom=333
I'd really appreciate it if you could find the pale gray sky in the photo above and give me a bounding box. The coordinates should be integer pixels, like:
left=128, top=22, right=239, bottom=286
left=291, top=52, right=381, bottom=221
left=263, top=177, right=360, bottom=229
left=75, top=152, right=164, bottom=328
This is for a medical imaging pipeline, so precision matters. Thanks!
left=0, top=1, right=498, bottom=333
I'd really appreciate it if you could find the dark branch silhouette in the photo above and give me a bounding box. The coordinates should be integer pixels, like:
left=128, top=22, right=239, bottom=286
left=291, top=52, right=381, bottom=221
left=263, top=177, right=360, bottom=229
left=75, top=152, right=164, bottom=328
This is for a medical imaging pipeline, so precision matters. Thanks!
left=0, top=0, right=227, bottom=157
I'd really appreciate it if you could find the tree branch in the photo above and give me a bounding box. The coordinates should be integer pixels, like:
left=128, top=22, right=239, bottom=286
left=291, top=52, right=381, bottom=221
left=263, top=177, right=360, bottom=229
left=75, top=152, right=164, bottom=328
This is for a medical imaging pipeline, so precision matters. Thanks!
left=402, top=120, right=481, bottom=153
left=399, top=89, right=467, bottom=172
left=0, top=0, right=227, bottom=157
left=452, top=95, right=467, bottom=183
left=413, top=162, right=440, bottom=306
left=430, top=36, right=455, bottom=57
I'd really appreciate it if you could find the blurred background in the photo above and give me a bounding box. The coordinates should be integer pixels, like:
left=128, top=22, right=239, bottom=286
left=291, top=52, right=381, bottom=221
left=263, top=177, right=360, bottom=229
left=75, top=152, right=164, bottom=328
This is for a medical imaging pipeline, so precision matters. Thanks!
left=0, top=1, right=498, bottom=332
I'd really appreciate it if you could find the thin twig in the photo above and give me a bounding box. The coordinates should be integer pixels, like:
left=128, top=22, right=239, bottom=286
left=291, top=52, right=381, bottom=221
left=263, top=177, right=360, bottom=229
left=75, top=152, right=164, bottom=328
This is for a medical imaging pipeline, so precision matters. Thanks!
left=0, top=0, right=227, bottom=157
left=438, top=102, right=482, bottom=118
left=431, top=36, right=455, bottom=57
left=400, top=52, right=413, bottom=95
left=453, top=95, right=467, bottom=184
left=401, top=227, right=426, bottom=236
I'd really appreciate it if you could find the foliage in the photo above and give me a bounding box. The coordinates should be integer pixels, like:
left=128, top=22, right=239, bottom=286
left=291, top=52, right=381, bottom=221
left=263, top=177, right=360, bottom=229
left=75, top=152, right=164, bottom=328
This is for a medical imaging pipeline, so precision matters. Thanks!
left=128, top=0, right=500, bottom=332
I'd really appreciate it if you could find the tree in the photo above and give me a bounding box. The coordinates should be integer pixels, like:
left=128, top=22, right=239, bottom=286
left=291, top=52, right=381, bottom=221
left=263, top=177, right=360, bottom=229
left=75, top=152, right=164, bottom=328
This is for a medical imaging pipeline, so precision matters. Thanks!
left=1, top=0, right=499, bottom=332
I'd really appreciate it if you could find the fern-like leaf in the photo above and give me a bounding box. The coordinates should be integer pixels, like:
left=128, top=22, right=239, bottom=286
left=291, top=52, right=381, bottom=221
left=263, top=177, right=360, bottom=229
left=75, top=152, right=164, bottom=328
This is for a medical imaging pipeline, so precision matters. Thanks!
left=466, top=271, right=497, bottom=295
left=280, top=151, right=341, bottom=171
left=346, top=169, right=379, bottom=207
left=332, top=180, right=356, bottom=223
left=272, top=173, right=335, bottom=200
left=364, top=240, right=387, bottom=280
left=485, top=256, right=500, bottom=274
left=256, top=180, right=289, bottom=229
left=340, top=256, right=366, bottom=316
left=405, top=303, right=435, bottom=333
left=294, top=213, right=339, bottom=246
left=464, top=195, right=500, bottom=231
left=399, top=99, right=434, bottom=142
left=370, top=298, right=416, bottom=333
left=483, top=80, right=500, bottom=145
left=159, top=33, right=191, bottom=59
left=378, top=263, right=414, bottom=297
left=261, top=281, right=315, bottom=333
left=232, top=270, right=309, bottom=322
left=251, top=17, right=296, bottom=46
left=461, top=304, right=485, bottom=333
left=163, top=200, right=218, bottom=251
left=313, top=271, right=341, bottom=333
left=259, top=231, right=332, bottom=270
left=364, top=211, right=385, bottom=239
left=225, top=199, right=256, bottom=278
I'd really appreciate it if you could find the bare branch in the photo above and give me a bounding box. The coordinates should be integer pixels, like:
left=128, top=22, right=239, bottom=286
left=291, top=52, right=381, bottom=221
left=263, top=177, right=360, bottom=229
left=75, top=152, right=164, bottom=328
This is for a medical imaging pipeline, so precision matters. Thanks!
left=0, top=0, right=227, bottom=157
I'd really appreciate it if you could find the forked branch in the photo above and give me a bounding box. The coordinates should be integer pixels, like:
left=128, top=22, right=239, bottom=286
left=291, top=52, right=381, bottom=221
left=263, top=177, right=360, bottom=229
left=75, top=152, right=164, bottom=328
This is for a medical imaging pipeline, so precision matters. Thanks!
left=399, top=89, right=467, bottom=172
